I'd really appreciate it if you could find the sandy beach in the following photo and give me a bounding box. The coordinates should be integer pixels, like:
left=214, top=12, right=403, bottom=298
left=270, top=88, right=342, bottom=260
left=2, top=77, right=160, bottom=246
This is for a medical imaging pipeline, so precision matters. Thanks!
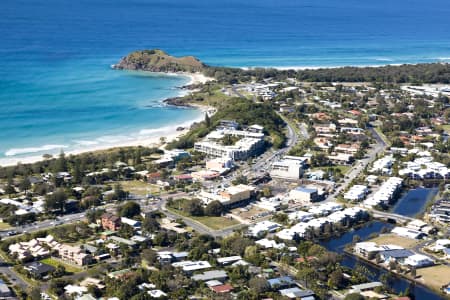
left=183, top=72, right=214, bottom=85
left=0, top=72, right=215, bottom=167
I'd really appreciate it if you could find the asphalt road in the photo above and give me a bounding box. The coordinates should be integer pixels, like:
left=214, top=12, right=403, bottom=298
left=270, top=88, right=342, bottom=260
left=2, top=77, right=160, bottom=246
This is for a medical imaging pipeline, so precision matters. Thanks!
left=325, top=126, right=387, bottom=202
left=0, top=258, right=29, bottom=289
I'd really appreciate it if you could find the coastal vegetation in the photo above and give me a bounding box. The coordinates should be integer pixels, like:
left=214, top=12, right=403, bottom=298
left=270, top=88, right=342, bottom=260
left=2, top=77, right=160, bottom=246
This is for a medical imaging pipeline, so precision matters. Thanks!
left=205, top=63, right=450, bottom=84
left=116, top=49, right=450, bottom=84
left=166, top=97, right=286, bottom=149
left=113, top=49, right=206, bottom=73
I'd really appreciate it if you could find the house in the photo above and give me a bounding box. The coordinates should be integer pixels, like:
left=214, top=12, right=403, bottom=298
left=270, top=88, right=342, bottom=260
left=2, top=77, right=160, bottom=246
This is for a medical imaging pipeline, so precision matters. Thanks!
left=107, top=269, right=133, bottom=279
left=380, top=249, right=414, bottom=263
left=350, top=282, right=383, bottom=293
left=148, top=290, right=167, bottom=298
left=217, top=256, right=242, bottom=266
left=267, top=276, right=295, bottom=290
left=256, top=238, right=285, bottom=249
left=24, top=261, right=55, bottom=278
left=404, top=254, right=434, bottom=268
left=101, top=213, right=121, bottom=231
left=391, top=227, right=424, bottom=239
left=210, top=284, right=234, bottom=294
left=108, top=236, right=137, bottom=248
left=192, top=270, right=228, bottom=282
left=354, top=242, right=383, bottom=258
left=64, top=284, right=88, bottom=297
left=77, top=294, right=97, bottom=300
left=171, top=261, right=211, bottom=273
left=121, top=217, right=141, bottom=229
left=249, top=221, right=281, bottom=237
left=279, top=287, right=315, bottom=299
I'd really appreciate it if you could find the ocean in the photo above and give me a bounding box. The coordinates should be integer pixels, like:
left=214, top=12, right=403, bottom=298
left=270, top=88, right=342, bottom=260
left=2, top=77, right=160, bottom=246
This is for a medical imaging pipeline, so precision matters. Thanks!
left=1, top=0, right=450, bottom=164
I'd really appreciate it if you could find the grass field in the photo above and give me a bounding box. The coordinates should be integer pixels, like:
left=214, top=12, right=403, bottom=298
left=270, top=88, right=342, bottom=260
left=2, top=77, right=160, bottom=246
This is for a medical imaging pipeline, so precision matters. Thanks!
left=0, top=222, right=11, bottom=230
left=417, top=265, right=450, bottom=290
left=370, top=234, right=421, bottom=249
left=167, top=207, right=239, bottom=230
left=441, top=124, right=450, bottom=134
left=112, top=180, right=160, bottom=197
left=189, top=215, right=239, bottom=230
left=40, top=257, right=82, bottom=274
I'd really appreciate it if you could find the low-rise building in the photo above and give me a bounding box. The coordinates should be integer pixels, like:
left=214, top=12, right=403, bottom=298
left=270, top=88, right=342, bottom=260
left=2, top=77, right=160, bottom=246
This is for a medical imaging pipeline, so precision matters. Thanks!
left=24, top=261, right=56, bottom=279
left=192, top=270, right=228, bottom=281
left=101, top=213, right=121, bottom=231
left=404, top=254, right=434, bottom=268
left=198, top=184, right=255, bottom=207
left=172, top=261, right=212, bottom=273
left=391, top=227, right=424, bottom=239
left=249, top=221, right=281, bottom=237
left=270, top=156, right=306, bottom=180
left=289, top=187, right=319, bottom=203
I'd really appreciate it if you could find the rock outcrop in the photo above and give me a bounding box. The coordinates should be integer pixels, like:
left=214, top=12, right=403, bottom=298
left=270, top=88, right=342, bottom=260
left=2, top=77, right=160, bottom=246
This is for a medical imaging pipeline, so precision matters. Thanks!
left=113, top=49, right=207, bottom=73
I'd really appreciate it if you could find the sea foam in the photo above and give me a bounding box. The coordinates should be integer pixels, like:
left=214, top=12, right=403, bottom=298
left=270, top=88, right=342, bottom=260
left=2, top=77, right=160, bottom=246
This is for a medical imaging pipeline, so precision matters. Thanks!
left=5, top=144, right=68, bottom=156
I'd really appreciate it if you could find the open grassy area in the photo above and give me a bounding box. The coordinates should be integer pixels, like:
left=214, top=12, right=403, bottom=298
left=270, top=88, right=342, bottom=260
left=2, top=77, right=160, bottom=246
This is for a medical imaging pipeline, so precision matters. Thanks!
left=40, top=257, right=82, bottom=274
left=416, top=265, right=450, bottom=290
left=112, top=180, right=160, bottom=197
left=189, top=215, right=239, bottom=230
left=369, top=234, right=421, bottom=249
left=0, top=222, right=11, bottom=230
left=167, top=207, right=239, bottom=230
left=441, top=124, right=450, bottom=134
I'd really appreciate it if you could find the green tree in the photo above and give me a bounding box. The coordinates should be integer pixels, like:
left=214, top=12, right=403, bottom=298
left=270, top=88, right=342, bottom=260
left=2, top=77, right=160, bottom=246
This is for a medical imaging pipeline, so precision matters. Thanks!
left=118, top=201, right=141, bottom=218
left=248, top=277, right=269, bottom=293
left=19, top=177, right=31, bottom=193
left=328, top=269, right=344, bottom=288
left=45, top=188, right=67, bottom=213
left=205, top=112, right=211, bottom=128
left=28, top=286, right=42, bottom=300
left=142, top=215, right=160, bottom=233
left=204, top=200, right=224, bottom=216
left=344, top=293, right=365, bottom=300
left=4, top=183, right=15, bottom=197
left=114, top=183, right=127, bottom=200
left=183, top=198, right=204, bottom=216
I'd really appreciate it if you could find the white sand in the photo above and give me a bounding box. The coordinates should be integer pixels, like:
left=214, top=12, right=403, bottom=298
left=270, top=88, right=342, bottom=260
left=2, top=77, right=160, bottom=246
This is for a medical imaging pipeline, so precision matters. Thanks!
left=180, top=72, right=214, bottom=85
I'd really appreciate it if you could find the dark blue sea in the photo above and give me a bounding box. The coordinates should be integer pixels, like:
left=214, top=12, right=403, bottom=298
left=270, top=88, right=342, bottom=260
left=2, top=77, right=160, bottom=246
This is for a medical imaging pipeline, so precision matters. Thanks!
left=1, top=0, right=450, bottom=163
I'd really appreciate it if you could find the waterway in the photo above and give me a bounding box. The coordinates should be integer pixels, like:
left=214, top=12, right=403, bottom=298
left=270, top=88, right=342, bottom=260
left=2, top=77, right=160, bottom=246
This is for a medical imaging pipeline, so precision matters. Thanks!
left=320, top=221, right=446, bottom=299
left=392, top=187, right=439, bottom=217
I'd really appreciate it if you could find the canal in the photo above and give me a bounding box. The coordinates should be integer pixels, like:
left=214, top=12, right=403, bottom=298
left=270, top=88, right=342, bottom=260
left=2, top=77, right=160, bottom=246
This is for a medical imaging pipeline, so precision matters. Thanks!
left=320, top=221, right=446, bottom=300
left=392, top=187, right=439, bottom=217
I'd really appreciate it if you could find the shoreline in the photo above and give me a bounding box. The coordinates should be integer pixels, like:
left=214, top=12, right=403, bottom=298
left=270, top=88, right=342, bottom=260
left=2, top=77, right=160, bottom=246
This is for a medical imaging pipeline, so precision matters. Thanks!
left=0, top=71, right=215, bottom=168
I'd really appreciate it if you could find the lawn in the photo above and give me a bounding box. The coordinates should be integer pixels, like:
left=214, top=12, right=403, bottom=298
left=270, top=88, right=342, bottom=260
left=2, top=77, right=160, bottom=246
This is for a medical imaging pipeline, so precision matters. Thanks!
left=40, top=257, right=82, bottom=274
left=370, top=234, right=421, bottom=249
left=167, top=207, right=239, bottom=230
left=441, top=124, right=450, bottom=134
left=189, top=215, right=239, bottom=230
left=112, top=180, right=160, bottom=197
left=0, top=222, right=11, bottom=230
left=416, top=265, right=450, bottom=290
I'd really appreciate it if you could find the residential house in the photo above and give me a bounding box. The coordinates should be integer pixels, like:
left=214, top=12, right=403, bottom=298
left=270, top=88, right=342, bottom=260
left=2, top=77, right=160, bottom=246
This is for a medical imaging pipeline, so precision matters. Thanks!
left=101, top=213, right=121, bottom=231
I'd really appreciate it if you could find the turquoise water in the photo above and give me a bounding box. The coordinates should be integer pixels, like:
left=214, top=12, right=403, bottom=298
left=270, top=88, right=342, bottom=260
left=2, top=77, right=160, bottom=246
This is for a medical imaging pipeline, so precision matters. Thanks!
left=1, top=0, right=450, bottom=163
